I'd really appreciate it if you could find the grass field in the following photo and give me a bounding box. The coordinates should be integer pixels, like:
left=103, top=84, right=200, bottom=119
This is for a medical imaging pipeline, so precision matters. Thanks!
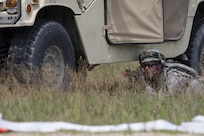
left=0, top=62, right=204, bottom=126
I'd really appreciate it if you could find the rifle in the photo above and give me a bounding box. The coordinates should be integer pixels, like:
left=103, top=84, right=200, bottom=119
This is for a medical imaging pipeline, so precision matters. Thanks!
left=123, top=68, right=144, bottom=82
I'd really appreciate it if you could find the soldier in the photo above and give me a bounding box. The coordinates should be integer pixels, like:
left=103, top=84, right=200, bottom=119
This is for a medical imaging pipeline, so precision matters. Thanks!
left=123, top=49, right=203, bottom=94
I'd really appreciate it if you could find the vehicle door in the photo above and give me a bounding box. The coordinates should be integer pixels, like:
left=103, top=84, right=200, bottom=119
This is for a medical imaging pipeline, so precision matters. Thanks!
left=105, top=0, right=189, bottom=45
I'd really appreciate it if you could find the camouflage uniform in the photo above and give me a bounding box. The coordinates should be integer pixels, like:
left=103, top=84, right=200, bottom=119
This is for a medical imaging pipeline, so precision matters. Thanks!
left=125, top=49, right=203, bottom=95
left=127, top=62, right=203, bottom=95
left=163, top=62, right=202, bottom=94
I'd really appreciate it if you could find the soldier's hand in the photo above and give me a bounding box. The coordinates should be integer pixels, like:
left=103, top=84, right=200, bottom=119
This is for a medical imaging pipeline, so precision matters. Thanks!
left=123, top=69, right=132, bottom=77
left=123, top=68, right=144, bottom=81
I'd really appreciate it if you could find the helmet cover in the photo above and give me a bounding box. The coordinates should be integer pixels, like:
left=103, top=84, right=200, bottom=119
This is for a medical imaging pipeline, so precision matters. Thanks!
left=139, top=49, right=165, bottom=65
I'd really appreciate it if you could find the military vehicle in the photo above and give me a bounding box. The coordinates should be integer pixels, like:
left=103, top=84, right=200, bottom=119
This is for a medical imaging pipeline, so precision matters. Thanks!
left=0, top=0, right=204, bottom=86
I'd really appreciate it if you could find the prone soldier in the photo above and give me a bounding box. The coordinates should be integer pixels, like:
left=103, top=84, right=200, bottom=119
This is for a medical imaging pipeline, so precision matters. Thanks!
left=123, top=49, right=203, bottom=95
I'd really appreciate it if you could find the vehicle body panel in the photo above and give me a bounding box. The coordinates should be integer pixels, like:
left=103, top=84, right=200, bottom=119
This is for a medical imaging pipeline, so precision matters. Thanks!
left=0, top=0, right=203, bottom=65
left=75, top=0, right=195, bottom=64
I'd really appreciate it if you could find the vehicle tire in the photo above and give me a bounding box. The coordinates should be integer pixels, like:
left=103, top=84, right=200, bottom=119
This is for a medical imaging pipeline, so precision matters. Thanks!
left=0, top=35, right=8, bottom=69
left=185, top=19, right=204, bottom=75
left=8, top=20, right=76, bottom=89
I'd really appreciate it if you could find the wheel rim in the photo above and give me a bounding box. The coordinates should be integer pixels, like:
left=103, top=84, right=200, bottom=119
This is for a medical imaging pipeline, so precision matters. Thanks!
left=42, top=45, right=65, bottom=88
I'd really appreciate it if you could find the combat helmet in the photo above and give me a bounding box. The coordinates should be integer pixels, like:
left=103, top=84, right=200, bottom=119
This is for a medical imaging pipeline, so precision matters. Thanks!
left=139, top=49, right=166, bottom=65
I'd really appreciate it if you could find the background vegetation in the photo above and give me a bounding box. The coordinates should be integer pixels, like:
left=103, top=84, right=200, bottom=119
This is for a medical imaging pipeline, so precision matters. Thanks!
left=0, top=62, right=204, bottom=126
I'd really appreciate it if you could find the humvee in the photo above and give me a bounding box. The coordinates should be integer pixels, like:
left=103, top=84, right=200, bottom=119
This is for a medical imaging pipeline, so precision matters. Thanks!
left=0, top=0, right=204, bottom=86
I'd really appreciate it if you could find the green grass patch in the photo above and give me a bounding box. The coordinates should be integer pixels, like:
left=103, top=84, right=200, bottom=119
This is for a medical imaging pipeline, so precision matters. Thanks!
left=0, top=62, right=204, bottom=126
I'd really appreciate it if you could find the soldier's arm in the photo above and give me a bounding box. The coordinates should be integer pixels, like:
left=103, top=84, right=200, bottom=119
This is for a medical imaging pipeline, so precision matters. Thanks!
left=123, top=68, right=144, bottom=81
left=123, top=68, right=154, bottom=93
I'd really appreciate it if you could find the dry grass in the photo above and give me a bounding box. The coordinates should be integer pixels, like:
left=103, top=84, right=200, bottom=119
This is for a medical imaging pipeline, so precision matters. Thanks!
left=0, top=62, right=204, bottom=126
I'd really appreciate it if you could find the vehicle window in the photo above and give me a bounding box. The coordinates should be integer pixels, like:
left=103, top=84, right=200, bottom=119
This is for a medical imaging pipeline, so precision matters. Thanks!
left=163, top=0, right=189, bottom=40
